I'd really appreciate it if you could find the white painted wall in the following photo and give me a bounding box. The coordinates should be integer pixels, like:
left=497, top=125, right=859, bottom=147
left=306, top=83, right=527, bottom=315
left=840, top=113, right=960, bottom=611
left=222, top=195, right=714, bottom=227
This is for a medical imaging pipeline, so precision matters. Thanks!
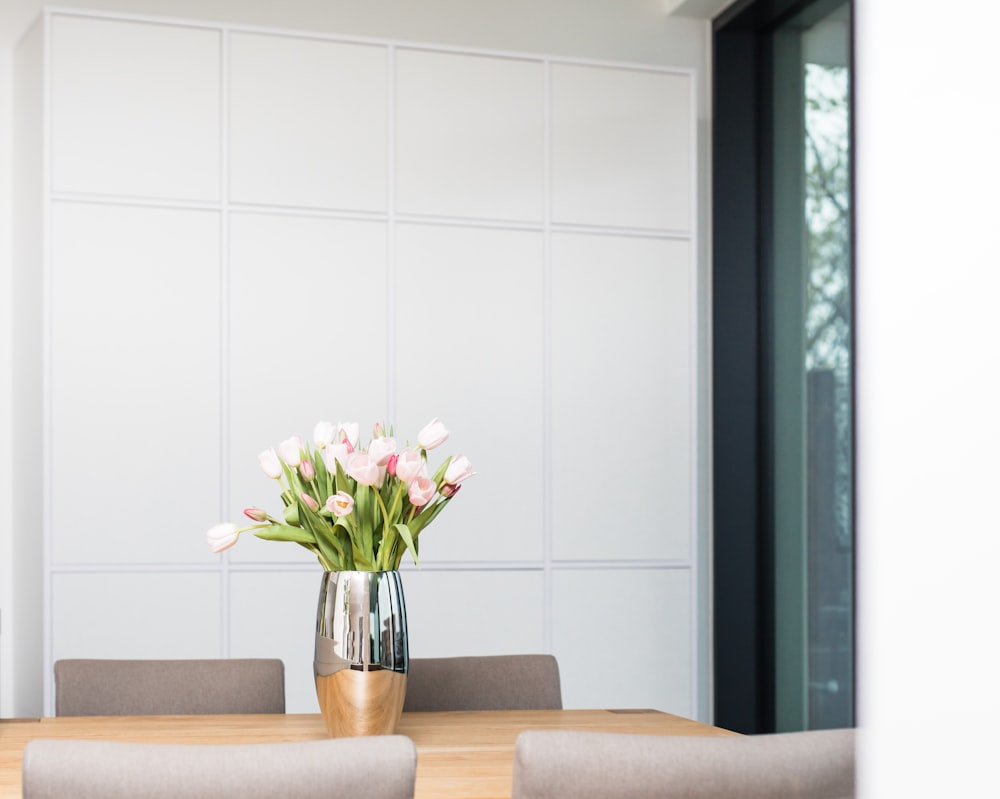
left=855, top=2, right=1000, bottom=796
left=1, top=2, right=713, bottom=719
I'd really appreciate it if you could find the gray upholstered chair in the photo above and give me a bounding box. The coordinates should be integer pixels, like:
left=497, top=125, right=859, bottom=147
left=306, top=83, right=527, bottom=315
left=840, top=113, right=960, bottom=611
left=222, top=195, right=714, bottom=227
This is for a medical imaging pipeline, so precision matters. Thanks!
left=22, top=736, right=417, bottom=799
left=402, top=654, right=562, bottom=712
left=511, top=728, right=856, bottom=799
left=54, top=658, right=286, bottom=716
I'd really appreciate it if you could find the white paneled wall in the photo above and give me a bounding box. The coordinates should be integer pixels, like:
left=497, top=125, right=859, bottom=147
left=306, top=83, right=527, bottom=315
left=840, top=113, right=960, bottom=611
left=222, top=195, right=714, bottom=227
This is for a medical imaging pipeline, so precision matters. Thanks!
left=228, top=34, right=388, bottom=211
left=19, top=8, right=699, bottom=717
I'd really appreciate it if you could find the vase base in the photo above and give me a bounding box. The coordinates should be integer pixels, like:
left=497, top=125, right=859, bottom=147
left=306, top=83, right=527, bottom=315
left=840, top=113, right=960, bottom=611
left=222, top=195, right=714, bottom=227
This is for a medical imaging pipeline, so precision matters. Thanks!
left=315, top=669, right=407, bottom=737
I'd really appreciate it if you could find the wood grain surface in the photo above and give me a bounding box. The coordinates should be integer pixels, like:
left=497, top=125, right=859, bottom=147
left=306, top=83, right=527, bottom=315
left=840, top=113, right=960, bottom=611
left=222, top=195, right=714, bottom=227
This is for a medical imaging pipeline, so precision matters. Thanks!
left=0, top=709, right=737, bottom=799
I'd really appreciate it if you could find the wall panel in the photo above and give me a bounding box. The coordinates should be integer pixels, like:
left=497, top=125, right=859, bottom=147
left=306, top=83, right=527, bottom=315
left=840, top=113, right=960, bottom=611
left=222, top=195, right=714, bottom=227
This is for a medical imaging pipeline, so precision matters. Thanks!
left=402, top=569, right=546, bottom=657
left=229, top=34, right=388, bottom=211
left=50, top=202, right=221, bottom=566
left=394, top=223, right=545, bottom=563
left=52, top=572, right=221, bottom=660
left=552, top=568, right=692, bottom=716
left=395, top=49, right=545, bottom=221
left=550, top=233, right=692, bottom=562
left=27, top=8, right=699, bottom=717
left=227, top=213, right=388, bottom=565
left=51, top=15, right=220, bottom=201
left=550, top=65, right=692, bottom=230
left=229, top=570, right=319, bottom=712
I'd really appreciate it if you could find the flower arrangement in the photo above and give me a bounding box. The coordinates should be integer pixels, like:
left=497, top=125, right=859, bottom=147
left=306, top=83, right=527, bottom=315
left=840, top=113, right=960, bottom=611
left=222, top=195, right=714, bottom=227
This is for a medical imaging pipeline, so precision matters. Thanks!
left=206, top=418, right=474, bottom=571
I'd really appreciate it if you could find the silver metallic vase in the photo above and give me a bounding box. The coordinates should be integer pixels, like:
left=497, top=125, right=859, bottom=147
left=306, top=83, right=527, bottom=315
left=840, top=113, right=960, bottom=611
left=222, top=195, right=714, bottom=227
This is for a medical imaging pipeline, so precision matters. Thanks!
left=313, top=570, right=409, bottom=737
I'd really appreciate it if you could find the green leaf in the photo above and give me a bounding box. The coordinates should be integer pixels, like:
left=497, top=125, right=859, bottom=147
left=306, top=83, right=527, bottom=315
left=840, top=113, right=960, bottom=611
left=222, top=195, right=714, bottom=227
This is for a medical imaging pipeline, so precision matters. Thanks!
left=253, top=524, right=315, bottom=545
left=353, top=551, right=375, bottom=570
left=281, top=459, right=304, bottom=495
left=393, top=522, right=419, bottom=568
left=334, top=459, right=355, bottom=497
left=431, top=456, right=452, bottom=485
left=336, top=525, right=356, bottom=570
left=408, top=497, right=451, bottom=536
left=296, top=496, right=344, bottom=571
left=314, top=449, right=330, bottom=489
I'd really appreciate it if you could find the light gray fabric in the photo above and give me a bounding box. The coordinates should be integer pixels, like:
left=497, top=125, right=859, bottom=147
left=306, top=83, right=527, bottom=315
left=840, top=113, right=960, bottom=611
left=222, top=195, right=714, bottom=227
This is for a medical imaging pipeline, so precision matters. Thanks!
left=403, top=654, right=562, bottom=712
left=54, top=659, right=285, bottom=716
left=511, top=728, right=856, bottom=799
left=22, top=736, right=417, bottom=799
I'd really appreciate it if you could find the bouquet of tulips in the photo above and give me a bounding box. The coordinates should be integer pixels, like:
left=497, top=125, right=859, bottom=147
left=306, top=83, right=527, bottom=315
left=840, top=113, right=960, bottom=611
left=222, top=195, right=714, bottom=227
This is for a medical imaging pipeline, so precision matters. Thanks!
left=206, top=418, right=474, bottom=571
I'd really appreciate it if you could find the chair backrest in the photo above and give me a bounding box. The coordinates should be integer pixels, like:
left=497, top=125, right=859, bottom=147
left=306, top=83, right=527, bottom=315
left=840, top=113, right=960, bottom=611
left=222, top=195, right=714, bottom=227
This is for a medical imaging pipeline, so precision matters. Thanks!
left=402, top=654, right=562, bottom=712
left=511, top=728, right=856, bottom=799
left=22, top=736, right=417, bottom=799
left=54, top=658, right=286, bottom=716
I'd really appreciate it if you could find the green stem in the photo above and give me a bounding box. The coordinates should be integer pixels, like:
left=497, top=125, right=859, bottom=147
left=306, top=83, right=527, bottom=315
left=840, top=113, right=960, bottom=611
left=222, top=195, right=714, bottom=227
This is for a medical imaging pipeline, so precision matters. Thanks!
left=373, top=488, right=395, bottom=569
left=373, top=488, right=392, bottom=535
left=387, top=483, right=405, bottom=525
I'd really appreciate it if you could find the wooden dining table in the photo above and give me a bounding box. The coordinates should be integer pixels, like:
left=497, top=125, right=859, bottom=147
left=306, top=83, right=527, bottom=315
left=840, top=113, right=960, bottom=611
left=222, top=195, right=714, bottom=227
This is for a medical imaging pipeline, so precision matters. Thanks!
left=0, top=708, right=737, bottom=798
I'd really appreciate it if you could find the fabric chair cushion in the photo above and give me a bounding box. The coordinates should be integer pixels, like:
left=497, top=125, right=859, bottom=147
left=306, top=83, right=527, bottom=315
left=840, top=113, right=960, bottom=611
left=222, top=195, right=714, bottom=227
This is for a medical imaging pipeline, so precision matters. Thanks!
left=403, top=654, right=562, bottom=712
left=22, top=736, right=417, bottom=799
left=54, top=658, right=285, bottom=716
left=512, top=728, right=856, bottom=799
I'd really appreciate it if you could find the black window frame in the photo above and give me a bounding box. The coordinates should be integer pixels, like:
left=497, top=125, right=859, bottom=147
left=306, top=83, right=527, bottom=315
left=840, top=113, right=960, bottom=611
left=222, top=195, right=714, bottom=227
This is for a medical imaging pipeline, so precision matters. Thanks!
left=711, top=0, right=856, bottom=735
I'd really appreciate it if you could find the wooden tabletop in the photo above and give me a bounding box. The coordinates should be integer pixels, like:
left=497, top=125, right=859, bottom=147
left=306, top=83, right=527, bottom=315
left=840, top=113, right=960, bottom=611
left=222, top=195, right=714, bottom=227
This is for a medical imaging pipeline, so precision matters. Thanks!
left=0, top=709, right=737, bottom=799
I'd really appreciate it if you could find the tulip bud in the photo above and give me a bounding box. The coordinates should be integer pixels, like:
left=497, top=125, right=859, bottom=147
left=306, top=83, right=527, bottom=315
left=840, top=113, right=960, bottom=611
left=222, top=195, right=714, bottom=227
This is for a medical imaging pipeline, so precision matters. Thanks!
left=206, top=523, right=239, bottom=553
left=313, top=421, right=336, bottom=449
left=299, top=459, right=316, bottom=481
left=440, top=483, right=462, bottom=499
left=386, top=453, right=399, bottom=477
left=337, top=422, right=360, bottom=448
left=395, top=449, right=426, bottom=483
left=278, top=436, right=303, bottom=467
left=443, top=454, right=476, bottom=486
left=373, top=422, right=384, bottom=438
left=323, top=442, right=351, bottom=473
left=417, top=417, right=449, bottom=450
left=347, top=453, right=382, bottom=487
left=243, top=507, right=269, bottom=522
left=408, top=476, right=437, bottom=507
left=299, top=492, right=319, bottom=512
left=258, top=448, right=283, bottom=479
left=368, top=436, right=397, bottom=466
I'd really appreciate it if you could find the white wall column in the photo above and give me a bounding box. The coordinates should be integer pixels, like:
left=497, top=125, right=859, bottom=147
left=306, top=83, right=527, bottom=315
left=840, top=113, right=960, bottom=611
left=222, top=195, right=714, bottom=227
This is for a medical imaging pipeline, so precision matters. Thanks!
left=856, top=2, right=1000, bottom=795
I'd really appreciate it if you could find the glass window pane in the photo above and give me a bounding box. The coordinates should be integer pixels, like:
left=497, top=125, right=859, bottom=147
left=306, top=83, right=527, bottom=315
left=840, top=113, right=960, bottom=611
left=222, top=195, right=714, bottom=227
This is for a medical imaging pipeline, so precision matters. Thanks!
left=770, top=0, right=853, bottom=732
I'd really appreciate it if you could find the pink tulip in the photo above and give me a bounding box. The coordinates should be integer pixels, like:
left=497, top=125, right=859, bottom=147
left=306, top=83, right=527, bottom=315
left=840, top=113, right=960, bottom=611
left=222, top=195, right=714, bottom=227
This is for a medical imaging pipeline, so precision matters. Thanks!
left=337, top=422, right=360, bottom=448
left=299, top=459, right=316, bottom=481
left=347, top=452, right=382, bottom=487
left=277, top=436, right=303, bottom=467
left=443, top=455, right=476, bottom=486
left=243, top=507, right=268, bottom=522
left=408, top=476, right=437, bottom=507
left=417, top=418, right=449, bottom=450
left=440, top=483, right=461, bottom=499
left=368, top=436, right=397, bottom=466
left=387, top=453, right=399, bottom=477
left=322, top=442, right=351, bottom=474
left=326, top=491, right=355, bottom=517
left=258, top=448, right=283, bottom=479
left=313, top=421, right=336, bottom=449
left=206, top=523, right=239, bottom=553
left=373, top=422, right=385, bottom=438
left=394, top=449, right=426, bottom=483
left=299, top=492, right=319, bottom=512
